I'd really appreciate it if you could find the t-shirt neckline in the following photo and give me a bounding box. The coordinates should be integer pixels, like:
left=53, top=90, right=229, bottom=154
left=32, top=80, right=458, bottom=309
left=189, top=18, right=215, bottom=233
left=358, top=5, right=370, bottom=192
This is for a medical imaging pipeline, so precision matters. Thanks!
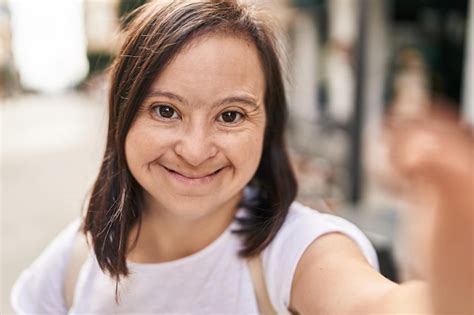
left=126, top=208, right=244, bottom=271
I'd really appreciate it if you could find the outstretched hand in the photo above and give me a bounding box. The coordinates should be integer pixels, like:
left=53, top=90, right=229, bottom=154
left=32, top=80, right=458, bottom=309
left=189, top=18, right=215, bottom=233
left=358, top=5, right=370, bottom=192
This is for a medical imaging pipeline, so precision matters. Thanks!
left=385, top=103, right=474, bottom=313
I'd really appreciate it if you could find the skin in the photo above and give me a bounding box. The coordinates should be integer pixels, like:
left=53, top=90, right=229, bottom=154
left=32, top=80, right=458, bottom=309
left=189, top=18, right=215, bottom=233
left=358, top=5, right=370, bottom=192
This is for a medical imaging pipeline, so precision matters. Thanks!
left=386, top=105, right=474, bottom=313
left=125, top=34, right=266, bottom=263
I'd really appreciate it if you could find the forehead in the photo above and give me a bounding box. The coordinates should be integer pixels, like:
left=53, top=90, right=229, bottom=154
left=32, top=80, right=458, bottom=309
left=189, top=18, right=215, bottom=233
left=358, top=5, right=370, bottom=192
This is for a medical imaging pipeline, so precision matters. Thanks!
left=148, top=34, right=266, bottom=105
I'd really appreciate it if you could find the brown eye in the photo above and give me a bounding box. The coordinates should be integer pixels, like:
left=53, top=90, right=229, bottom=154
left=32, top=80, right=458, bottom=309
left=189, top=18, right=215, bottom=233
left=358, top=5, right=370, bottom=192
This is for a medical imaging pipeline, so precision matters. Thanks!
left=218, top=111, right=243, bottom=123
left=153, top=105, right=178, bottom=119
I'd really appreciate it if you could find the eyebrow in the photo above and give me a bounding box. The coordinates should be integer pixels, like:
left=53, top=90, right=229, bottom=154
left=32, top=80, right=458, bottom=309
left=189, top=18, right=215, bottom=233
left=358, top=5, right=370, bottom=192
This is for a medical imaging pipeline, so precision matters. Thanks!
left=144, top=89, right=259, bottom=109
left=217, top=95, right=259, bottom=109
left=144, top=90, right=187, bottom=105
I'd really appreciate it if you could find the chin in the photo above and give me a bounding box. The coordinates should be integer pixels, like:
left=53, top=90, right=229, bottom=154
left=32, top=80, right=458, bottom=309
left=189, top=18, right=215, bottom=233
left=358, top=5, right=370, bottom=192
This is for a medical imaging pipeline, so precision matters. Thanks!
left=149, top=188, right=213, bottom=210
left=148, top=188, right=242, bottom=221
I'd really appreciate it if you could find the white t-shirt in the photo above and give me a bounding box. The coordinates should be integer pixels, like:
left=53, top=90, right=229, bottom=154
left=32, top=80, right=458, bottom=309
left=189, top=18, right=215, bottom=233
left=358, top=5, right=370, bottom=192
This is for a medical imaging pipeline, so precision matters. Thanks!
left=11, top=202, right=379, bottom=314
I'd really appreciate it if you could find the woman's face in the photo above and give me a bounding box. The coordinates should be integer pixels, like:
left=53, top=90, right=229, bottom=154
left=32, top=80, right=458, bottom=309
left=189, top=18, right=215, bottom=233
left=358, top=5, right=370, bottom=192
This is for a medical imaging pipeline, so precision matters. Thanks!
left=125, top=34, right=266, bottom=220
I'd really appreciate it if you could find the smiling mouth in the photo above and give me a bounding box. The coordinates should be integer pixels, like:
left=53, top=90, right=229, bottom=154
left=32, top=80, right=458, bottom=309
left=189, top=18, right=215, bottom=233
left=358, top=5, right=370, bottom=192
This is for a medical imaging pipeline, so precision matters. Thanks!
left=162, top=166, right=224, bottom=184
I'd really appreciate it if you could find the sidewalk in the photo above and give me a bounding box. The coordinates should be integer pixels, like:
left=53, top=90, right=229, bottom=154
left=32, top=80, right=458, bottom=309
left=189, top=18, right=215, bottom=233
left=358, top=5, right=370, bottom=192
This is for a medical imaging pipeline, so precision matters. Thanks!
left=1, top=91, right=106, bottom=314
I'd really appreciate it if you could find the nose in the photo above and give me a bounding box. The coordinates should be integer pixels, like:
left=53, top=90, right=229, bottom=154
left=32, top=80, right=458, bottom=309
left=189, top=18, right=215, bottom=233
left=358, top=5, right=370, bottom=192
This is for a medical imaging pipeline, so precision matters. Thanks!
left=174, top=124, right=218, bottom=167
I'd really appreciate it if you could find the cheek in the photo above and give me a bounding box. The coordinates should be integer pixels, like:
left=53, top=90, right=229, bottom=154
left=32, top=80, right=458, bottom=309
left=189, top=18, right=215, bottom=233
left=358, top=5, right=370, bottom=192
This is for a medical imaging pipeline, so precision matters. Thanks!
left=223, top=128, right=265, bottom=173
left=125, top=123, right=171, bottom=169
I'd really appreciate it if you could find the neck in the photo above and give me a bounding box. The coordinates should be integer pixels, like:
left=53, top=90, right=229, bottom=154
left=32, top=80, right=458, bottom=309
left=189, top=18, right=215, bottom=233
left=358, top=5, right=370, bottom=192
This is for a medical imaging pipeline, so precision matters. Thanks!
left=127, top=193, right=241, bottom=263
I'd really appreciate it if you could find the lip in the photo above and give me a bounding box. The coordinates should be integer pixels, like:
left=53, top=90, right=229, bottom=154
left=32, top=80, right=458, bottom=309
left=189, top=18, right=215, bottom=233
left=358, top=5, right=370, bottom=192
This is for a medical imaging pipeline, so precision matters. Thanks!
left=162, top=166, right=224, bottom=185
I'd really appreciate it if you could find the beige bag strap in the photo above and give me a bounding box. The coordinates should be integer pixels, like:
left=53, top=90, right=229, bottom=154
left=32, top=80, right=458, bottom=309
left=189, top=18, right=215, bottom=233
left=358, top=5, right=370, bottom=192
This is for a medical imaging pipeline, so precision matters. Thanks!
left=64, top=231, right=89, bottom=310
left=247, top=255, right=278, bottom=315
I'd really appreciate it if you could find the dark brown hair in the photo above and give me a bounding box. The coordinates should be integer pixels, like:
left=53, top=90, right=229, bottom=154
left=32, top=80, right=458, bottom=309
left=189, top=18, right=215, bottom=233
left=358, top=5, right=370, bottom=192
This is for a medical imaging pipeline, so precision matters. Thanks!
left=83, top=0, right=297, bottom=285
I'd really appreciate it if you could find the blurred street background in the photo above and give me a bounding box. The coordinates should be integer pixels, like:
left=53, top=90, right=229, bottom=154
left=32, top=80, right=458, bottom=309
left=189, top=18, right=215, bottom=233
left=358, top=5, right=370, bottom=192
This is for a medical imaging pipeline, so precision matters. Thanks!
left=1, top=0, right=472, bottom=313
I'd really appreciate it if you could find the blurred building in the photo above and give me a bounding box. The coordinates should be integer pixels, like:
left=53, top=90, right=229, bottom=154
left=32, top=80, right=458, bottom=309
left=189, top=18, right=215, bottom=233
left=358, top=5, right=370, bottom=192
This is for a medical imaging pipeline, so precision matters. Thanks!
left=0, top=3, right=17, bottom=98
left=285, top=0, right=471, bottom=282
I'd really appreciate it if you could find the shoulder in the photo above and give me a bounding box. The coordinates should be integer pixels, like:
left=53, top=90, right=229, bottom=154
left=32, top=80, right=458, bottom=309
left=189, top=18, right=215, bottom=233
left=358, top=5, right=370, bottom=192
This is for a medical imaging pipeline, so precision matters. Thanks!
left=11, top=218, right=82, bottom=314
left=260, top=201, right=379, bottom=313
left=289, top=231, right=393, bottom=314
left=265, top=201, right=378, bottom=269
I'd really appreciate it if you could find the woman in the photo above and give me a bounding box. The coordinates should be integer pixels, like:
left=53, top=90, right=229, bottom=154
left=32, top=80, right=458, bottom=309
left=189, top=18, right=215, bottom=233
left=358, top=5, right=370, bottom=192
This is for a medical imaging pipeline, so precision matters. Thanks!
left=11, top=0, right=473, bottom=314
